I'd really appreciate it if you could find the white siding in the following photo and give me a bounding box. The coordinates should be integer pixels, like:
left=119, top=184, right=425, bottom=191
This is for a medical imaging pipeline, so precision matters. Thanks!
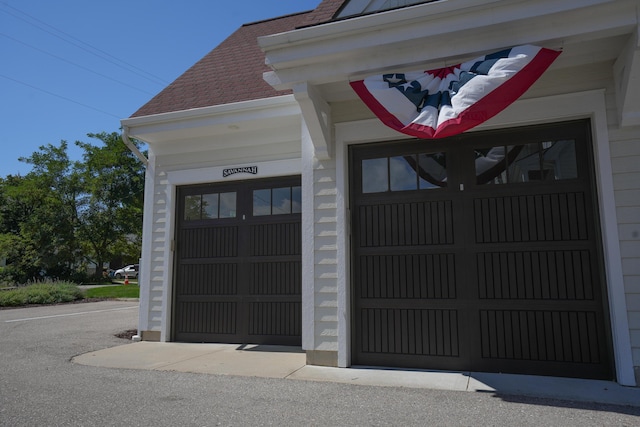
left=311, top=158, right=339, bottom=351
left=143, top=170, right=170, bottom=333
left=139, top=132, right=302, bottom=338
left=608, top=111, right=640, bottom=369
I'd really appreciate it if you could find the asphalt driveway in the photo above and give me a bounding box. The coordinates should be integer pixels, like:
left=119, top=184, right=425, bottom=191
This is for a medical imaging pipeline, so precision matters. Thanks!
left=1, top=301, right=639, bottom=426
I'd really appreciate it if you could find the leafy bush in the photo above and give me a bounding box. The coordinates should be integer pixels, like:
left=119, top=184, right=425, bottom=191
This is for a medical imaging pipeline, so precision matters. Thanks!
left=0, top=290, right=24, bottom=307
left=0, top=281, right=83, bottom=307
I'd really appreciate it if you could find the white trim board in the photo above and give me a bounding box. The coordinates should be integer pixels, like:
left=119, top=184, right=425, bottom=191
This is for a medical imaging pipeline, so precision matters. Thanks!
left=167, top=158, right=301, bottom=187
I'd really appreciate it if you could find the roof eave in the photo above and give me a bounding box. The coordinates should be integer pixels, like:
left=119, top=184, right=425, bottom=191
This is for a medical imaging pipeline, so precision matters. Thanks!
left=121, top=95, right=300, bottom=145
left=258, top=0, right=623, bottom=90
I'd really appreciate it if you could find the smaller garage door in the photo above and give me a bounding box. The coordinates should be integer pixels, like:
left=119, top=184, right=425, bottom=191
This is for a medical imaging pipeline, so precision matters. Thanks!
left=173, top=176, right=302, bottom=345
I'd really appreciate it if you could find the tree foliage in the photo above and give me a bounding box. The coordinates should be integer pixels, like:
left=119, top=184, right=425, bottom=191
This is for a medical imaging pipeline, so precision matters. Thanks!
left=0, top=133, right=145, bottom=284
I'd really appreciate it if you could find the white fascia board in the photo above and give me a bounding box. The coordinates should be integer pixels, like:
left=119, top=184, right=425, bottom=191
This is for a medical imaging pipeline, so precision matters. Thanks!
left=260, top=0, right=629, bottom=89
left=260, top=0, right=616, bottom=63
left=120, top=95, right=300, bottom=145
left=259, top=0, right=503, bottom=54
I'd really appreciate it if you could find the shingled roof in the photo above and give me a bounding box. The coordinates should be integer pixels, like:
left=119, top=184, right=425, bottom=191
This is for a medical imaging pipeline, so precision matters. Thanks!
left=297, top=0, right=345, bottom=28
left=131, top=13, right=303, bottom=117
left=130, top=1, right=347, bottom=118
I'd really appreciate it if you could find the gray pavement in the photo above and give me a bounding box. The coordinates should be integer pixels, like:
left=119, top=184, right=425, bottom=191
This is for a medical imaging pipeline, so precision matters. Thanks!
left=2, top=300, right=640, bottom=426
left=74, top=341, right=640, bottom=408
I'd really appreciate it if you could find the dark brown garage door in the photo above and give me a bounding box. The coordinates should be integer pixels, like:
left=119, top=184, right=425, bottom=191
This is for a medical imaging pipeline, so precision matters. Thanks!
left=350, top=120, right=613, bottom=379
left=173, top=176, right=301, bottom=345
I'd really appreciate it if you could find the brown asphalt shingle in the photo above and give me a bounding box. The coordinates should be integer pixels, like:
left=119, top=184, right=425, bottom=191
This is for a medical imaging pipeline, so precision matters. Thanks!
left=130, top=2, right=349, bottom=118
left=296, top=0, right=345, bottom=28
left=129, top=2, right=443, bottom=118
left=131, top=11, right=312, bottom=118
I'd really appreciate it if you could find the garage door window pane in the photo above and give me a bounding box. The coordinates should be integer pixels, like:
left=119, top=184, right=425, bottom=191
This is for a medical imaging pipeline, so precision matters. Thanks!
left=476, top=146, right=511, bottom=184
left=390, top=155, right=418, bottom=191
left=201, top=193, right=219, bottom=219
left=507, top=144, right=535, bottom=183
left=418, top=152, right=447, bottom=189
left=477, top=140, right=578, bottom=185
left=253, top=189, right=271, bottom=216
left=292, top=186, right=301, bottom=213
left=184, top=195, right=202, bottom=220
left=219, top=192, right=236, bottom=218
left=272, top=187, right=291, bottom=214
left=544, top=140, right=577, bottom=180
left=362, top=158, right=388, bottom=193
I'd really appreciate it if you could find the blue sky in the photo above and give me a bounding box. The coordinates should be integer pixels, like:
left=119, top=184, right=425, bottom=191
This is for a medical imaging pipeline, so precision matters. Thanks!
left=0, top=1, right=320, bottom=177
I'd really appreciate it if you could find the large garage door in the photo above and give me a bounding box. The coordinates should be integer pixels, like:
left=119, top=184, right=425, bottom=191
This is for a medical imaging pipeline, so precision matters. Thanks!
left=350, top=120, right=613, bottom=379
left=173, top=176, right=301, bottom=345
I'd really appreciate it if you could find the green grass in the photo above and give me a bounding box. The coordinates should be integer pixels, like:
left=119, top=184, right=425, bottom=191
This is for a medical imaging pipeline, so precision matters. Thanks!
left=0, top=281, right=83, bottom=307
left=84, top=285, right=140, bottom=299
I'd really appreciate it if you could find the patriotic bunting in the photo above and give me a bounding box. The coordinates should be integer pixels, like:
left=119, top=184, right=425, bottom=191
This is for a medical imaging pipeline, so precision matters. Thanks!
left=350, top=45, right=561, bottom=139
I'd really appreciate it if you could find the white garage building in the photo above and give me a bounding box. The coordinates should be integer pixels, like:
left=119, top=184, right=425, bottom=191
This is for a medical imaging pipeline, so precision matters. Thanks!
left=121, top=0, right=640, bottom=386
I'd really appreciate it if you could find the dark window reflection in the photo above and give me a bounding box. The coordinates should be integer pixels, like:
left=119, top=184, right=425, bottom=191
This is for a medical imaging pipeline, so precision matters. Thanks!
left=184, top=195, right=202, bottom=220
left=253, top=189, right=271, bottom=216
left=390, top=155, right=418, bottom=191
left=185, top=192, right=236, bottom=220
left=362, top=152, right=447, bottom=193
left=202, top=193, right=219, bottom=219
left=272, top=187, right=291, bottom=215
left=219, top=192, right=236, bottom=218
left=544, top=140, right=577, bottom=180
left=253, top=186, right=301, bottom=216
left=417, top=152, right=447, bottom=189
left=362, top=158, right=389, bottom=193
left=476, top=140, right=577, bottom=185
left=292, top=186, right=302, bottom=213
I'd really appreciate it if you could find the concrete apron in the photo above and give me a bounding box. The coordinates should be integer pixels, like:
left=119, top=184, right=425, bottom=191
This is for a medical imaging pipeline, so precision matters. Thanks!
left=74, top=342, right=305, bottom=378
left=73, top=342, right=640, bottom=407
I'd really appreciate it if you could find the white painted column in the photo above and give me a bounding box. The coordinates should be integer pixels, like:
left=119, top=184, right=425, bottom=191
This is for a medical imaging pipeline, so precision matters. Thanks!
left=301, top=118, right=316, bottom=351
left=136, top=150, right=156, bottom=339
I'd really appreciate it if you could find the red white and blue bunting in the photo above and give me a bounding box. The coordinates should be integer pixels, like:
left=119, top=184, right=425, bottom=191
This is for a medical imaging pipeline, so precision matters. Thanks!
left=350, top=45, right=561, bottom=139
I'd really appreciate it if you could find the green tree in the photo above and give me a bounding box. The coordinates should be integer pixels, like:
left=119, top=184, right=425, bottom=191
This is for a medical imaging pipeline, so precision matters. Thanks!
left=11, top=142, right=81, bottom=281
left=0, top=133, right=145, bottom=284
left=0, top=174, right=40, bottom=281
left=75, top=132, right=145, bottom=277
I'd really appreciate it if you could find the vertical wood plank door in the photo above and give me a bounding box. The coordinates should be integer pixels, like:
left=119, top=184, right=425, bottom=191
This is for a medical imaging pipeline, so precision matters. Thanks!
left=350, top=120, right=613, bottom=380
left=174, top=176, right=301, bottom=346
